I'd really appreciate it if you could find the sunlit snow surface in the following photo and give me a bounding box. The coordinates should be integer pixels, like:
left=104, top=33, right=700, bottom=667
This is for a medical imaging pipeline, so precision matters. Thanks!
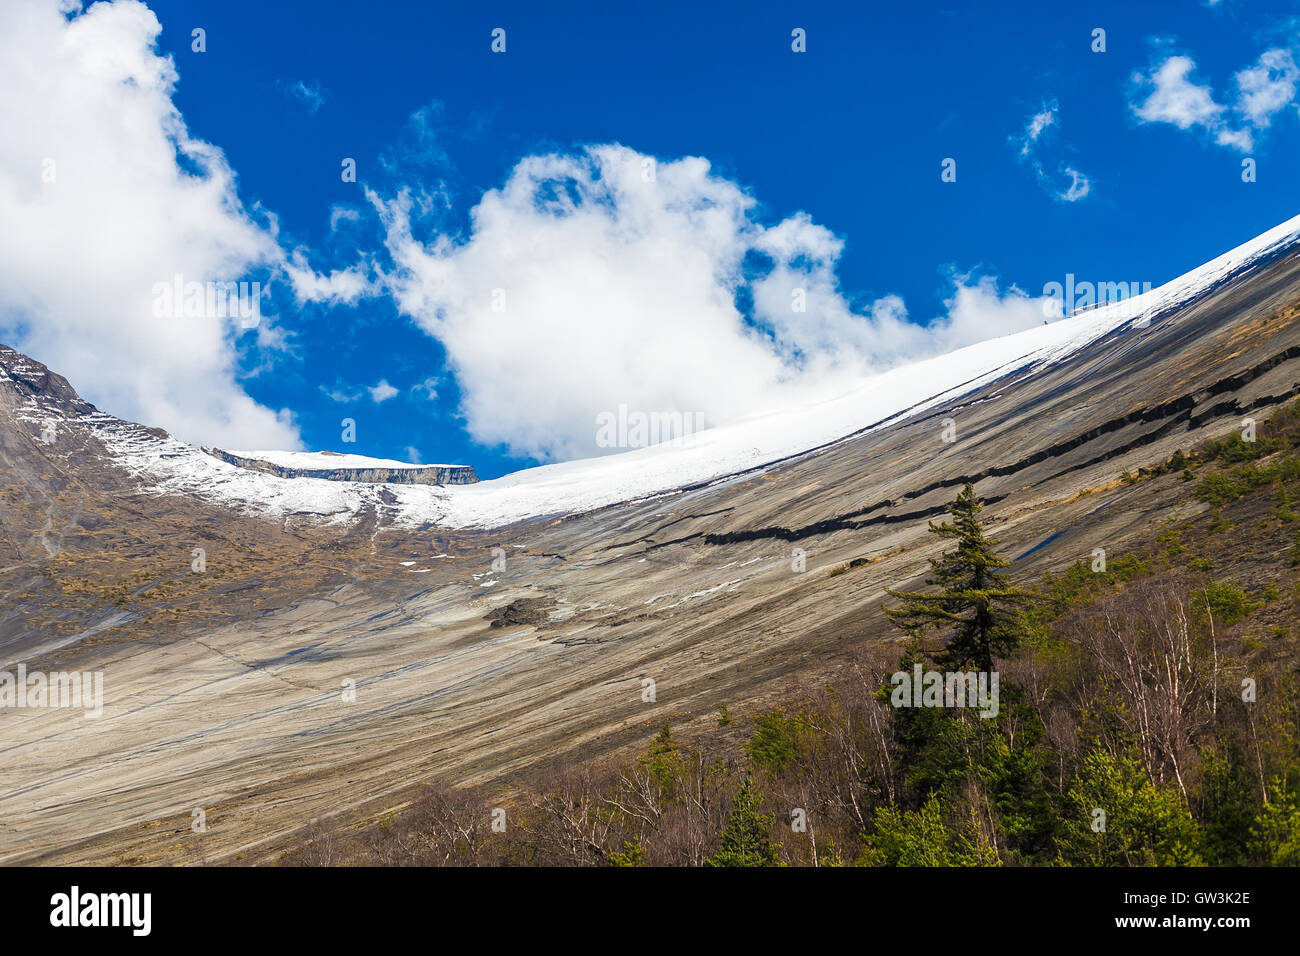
left=226, top=450, right=460, bottom=470
left=79, top=213, right=1300, bottom=530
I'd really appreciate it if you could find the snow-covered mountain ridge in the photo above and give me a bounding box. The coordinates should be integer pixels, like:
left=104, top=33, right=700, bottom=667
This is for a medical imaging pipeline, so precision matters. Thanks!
left=7, top=211, right=1300, bottom=530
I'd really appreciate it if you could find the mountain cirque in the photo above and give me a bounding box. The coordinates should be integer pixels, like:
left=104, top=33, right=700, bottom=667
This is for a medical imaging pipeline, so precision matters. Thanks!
left=3, top=239, right=1300, bottom=865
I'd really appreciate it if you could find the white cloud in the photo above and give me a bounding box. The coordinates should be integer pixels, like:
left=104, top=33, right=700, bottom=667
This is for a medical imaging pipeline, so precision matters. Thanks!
left=411, top=376, right=439, bottom=401
left=0, top=0, right=299, bottom=449
left=938, top=275, right=1052, bottom=342
left=1019, top=105, right=1057, bottom=156
left=1214, top=127, right=1255, bottom=151
left=380, top=100, right=451, bottom=175
left=1233, top=48, right=1298, bottom=128
left=1014, top=101, right=1093, bottom=203
left=321, top=384, right=362, bottom=403
left=322, top=377, right=402, bottom=404
left=328, top=205, right=362, bottom=232
left=1132, top=56, right=1225, bottom=129
left=1130, top=48, right=1300, bottom=152
left=1059, top=167, right=1092, bottom=202
left=369, top=379, right=398, bottom=403
left=279, top=79, right=326, bottom=115
left=285, top=250, right=375, bottom=305
left=339, top=144, right=1057, bottom=462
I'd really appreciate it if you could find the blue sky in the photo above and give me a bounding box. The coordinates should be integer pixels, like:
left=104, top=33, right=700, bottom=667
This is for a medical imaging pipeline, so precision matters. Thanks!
left=5, top=0, right=1300, bottom=477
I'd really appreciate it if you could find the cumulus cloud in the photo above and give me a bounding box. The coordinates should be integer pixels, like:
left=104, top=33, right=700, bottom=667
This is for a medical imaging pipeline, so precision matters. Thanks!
left=1013, top=101, right=1093, bottom=202
left=321, top=144, right=1059, bottom=462
left=1132, top=56, right=1225, bottom=129
left=1130, top=48, right=1300, bottom=152
left=0, top=0, right=299, bottom=448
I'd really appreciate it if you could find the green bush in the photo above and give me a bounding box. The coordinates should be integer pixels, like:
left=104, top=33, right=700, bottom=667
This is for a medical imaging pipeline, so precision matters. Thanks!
left=746, top=708, right=802, bottom=773
left=1056, top=750, right=1204, bottom=866
left=863, top=793, right=1001, bottom=867
left=1203, top=581, right=1256, bottom=626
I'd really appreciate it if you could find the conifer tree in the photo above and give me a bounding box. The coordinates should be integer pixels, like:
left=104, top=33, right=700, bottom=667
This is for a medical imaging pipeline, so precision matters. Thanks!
left=708, top=775, right=781, bottom=867
left=884, top=483, right=1032, bottom=671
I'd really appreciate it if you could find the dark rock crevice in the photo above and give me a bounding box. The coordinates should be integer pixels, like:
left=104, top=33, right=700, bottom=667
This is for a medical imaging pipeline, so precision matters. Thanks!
left=695, top=347, right=1300, bottom=547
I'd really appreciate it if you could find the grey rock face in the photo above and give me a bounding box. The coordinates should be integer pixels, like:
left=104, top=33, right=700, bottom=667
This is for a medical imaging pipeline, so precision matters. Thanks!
left=4, top=232, right=1300, bottom=866
left=0, top=343, right=98, bottom=418
left=203, top=447, right=478, bottom=485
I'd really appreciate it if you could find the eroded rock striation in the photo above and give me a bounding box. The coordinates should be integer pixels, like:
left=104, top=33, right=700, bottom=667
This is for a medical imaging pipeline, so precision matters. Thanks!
left=203, top=447, right=478, bottom=485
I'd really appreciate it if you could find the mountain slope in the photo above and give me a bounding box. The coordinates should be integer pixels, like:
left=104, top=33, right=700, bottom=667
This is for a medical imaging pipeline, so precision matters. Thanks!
left=3, top=215, right=1300, bottom=865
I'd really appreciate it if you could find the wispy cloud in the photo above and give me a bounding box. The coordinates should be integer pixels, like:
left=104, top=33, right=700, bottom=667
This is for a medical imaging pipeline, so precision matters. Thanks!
left=379, top=100, right=452, bottom=175
left=320, top=383, right=363, bottom=403
left=1019, top=106, right=1056, bottom=156
left=278, top=79, right=326, bottom=115
left=410, top=376, right=439, bottom=401
left=329, top=206, right=362, bottom=232
left=1013, top=101, right=1093, bottom=203
left=1059, top=166, right=1092, bottom=202
left=322, top=378, right=402, bottom=405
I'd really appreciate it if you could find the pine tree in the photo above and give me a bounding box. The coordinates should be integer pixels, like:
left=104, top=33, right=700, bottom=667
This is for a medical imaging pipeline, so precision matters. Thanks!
left=707, top=775, right=781, bottom=867
left=884, top=483, right=1032, bottom=671
left=641, top=723, right=680, bottom=793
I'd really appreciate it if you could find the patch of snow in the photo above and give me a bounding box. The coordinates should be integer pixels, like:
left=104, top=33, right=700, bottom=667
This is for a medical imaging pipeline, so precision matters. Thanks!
left=663, top=578, right=745, bottom=609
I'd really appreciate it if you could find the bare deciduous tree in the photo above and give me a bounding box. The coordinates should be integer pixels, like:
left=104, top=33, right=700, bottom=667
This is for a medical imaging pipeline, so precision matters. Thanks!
left=1060, top=576, right=1211, bottom=801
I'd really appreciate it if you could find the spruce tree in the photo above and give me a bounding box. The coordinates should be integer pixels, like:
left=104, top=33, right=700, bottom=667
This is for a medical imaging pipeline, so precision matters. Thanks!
left=884, top=483, right=1032, bottom=671
left=708, top=775, right=781, bottom=867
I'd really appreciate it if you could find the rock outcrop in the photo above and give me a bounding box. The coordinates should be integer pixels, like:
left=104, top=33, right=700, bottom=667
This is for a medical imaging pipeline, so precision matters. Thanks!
left=203, top=447, right=478, bottom=485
